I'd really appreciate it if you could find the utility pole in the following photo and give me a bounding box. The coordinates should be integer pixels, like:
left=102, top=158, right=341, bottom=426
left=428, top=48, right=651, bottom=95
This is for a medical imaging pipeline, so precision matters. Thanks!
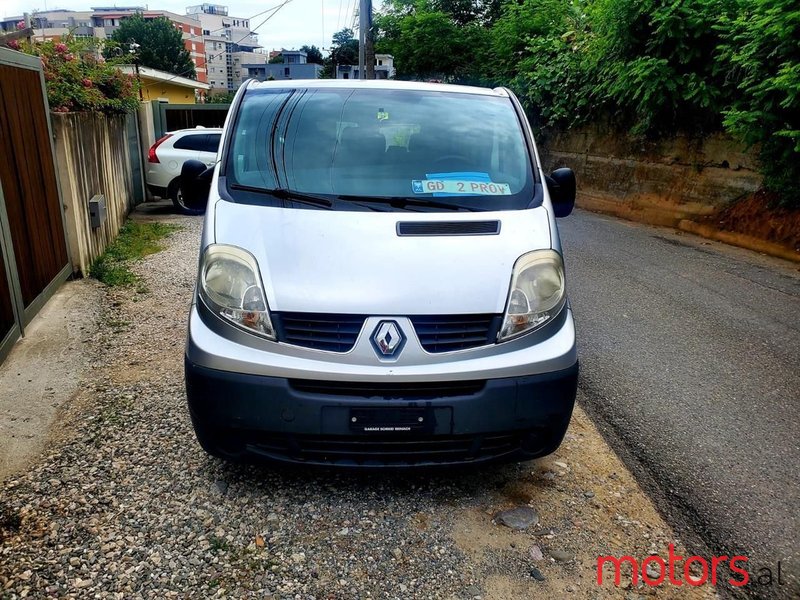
left=358, top=0, right=366, bottom=79
left=358, top=0, right=373, bottom=79
left=365, top=5, right=374, bottom=80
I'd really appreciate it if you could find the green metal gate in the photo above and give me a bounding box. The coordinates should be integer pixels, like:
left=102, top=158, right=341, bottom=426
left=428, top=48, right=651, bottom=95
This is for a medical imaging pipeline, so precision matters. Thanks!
left=151, top=101, right=231, bottom=139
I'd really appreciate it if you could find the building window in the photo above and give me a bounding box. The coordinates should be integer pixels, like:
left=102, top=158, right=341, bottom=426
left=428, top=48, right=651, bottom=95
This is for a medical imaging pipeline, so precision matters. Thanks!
left=203, top=29, right=209, bottom=35
left=378, top=60, right=383, bottom=65
left=284, top=67, right=290, bottom=77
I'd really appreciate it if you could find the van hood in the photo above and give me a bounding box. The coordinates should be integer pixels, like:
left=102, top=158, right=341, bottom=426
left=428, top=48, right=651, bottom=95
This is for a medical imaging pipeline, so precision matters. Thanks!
left=213, top=201, right=553, bottom=315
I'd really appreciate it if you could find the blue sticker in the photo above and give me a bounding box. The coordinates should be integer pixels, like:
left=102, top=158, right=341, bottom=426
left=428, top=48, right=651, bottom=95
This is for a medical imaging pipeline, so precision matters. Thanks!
left=411, top=180, right=424, bottom=194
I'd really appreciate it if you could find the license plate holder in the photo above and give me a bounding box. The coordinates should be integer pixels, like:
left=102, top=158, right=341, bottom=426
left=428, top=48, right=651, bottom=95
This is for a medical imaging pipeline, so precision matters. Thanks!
left=349, top=407, right=435, bottom=433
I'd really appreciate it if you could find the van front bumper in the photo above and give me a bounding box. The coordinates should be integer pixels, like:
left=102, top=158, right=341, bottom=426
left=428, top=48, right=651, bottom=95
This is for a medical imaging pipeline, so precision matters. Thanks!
left=185, top=303, right=578, bottom=467
left=185, top=358, right=578, bottom=467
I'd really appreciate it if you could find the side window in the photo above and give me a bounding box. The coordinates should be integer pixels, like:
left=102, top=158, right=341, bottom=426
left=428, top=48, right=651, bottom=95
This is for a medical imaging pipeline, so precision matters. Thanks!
left=173, top=134, right=207, bottom=151
left=203, top=134, right=222, bottom=153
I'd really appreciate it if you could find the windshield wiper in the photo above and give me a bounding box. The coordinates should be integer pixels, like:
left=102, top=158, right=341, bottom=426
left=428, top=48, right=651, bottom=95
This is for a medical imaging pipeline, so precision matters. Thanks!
left=337, top=195, right=479, bottom=212
left=229, top=183, right=333, bottom=208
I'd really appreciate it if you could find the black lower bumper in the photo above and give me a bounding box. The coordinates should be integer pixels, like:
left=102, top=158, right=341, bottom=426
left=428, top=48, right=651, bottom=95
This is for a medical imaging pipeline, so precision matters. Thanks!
left=185, top=358, right=578, bottom=467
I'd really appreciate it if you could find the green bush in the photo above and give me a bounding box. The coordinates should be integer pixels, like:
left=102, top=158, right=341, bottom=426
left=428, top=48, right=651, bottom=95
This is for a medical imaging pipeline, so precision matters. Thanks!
left=717, top=0, right=800, bottom=207
left=21, top=37, right=140, bottom=114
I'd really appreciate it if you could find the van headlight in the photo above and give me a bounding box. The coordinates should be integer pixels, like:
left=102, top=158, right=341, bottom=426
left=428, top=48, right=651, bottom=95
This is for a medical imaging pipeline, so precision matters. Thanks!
left=498, top=250, right=566, bottom=341
left=199, top=244, right=275, bottom=339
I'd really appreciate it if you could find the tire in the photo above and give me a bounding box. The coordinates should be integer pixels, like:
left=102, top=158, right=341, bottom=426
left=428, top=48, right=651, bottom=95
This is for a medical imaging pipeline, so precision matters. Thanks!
left=169, top=179, right=206, bottom=216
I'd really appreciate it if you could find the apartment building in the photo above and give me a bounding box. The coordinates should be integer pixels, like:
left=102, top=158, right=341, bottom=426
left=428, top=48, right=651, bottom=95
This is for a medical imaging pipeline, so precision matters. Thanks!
left=0, top=9, right=105, bottom=40
left=186, top=4, right=262, bottom=92
left=0, top=7, right=208, bottom=84
left=244, top=50, right=322, bottom=84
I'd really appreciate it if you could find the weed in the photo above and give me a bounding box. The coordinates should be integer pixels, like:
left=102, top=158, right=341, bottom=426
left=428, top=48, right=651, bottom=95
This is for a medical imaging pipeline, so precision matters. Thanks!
left=90, top=221, right=180, bottom=288
left=209, top=536, right=231, bottom=552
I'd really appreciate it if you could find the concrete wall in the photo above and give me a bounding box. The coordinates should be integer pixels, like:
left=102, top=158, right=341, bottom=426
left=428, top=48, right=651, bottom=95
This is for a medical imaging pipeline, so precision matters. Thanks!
left=539, top=126, right=762, bottom=227
left=52, top=112, right=136, bottom=276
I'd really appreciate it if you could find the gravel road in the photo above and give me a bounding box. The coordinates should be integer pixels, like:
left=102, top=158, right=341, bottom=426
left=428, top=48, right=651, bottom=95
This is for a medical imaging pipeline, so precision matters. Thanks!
left=0, top=206, right=716, bottom=599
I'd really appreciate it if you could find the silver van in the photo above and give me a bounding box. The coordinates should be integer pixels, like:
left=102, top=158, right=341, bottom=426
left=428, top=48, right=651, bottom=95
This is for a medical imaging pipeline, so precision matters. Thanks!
left=181, top=80, right=578, bottom=467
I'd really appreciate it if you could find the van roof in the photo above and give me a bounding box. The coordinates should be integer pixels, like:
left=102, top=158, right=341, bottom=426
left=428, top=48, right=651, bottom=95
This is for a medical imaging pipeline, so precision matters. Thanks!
left=244, top=79, right=509, bottom=97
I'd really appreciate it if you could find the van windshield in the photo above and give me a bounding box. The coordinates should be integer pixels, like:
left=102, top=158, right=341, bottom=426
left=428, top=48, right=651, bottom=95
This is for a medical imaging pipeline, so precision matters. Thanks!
left=224, top=87, right=538, bottom=212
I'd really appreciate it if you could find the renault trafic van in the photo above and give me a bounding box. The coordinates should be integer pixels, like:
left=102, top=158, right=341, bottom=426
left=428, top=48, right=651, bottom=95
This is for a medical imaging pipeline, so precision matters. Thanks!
left=182, top=80, right=578, bottom=467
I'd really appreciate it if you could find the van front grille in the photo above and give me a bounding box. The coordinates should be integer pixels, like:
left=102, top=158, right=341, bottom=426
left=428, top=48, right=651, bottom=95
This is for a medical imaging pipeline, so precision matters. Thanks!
left=272, top=312, right=366, bottom=352
left=245, top=432, right=524, bottom=466
left=272, top=313, right=500, bottom=353
left=410, top=314, right=501, bottom=353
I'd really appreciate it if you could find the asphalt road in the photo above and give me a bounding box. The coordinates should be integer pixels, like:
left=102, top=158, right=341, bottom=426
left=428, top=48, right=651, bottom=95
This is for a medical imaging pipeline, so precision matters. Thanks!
left=558, top=210, right=800, bottom=599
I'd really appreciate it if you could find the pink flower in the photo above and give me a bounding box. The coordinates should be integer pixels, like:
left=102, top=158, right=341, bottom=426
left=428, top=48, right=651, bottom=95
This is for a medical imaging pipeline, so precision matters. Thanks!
left=63, top=53, right=74, bottom=62
left=82, top=78, right=92, bottom=88
left=16, top=20, right=25, bottom=30
left=7, top=40, right=19, bottom=50
left=55, top=42, right=68, bottom=53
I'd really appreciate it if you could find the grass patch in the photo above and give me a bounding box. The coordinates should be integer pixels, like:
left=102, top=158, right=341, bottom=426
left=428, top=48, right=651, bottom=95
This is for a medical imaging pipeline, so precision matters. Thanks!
left=209, top=536, right=232, bottom=552
left=90, top=221, right=180, bottom=287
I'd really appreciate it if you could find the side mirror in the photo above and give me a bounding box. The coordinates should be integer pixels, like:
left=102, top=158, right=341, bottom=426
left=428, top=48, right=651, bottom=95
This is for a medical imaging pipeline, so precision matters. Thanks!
left=180, top=159, right=213, bottom=210
left=546, top=167, right=576, bottom=218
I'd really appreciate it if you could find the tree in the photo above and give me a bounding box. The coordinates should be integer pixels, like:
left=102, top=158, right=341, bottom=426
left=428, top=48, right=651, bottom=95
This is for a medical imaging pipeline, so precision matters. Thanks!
left=269, top=53, right=284, bottom=63
left=104, top=14, right=196, bottom=79
left=375, top=3, right=488, bottom=81
left=300, top=44, right=324, bottom=64
left=718, top=0, right=800, bottom=206
left=322, top=28, right=359, bottom=78
left=206, top=91, right=236, bottom=103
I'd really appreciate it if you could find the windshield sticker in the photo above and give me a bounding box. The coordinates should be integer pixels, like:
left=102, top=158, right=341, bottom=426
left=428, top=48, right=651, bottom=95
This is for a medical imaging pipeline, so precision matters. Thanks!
left=377, top=108, right=389, bottom=121
left=412, top=172, right=511, bottom=196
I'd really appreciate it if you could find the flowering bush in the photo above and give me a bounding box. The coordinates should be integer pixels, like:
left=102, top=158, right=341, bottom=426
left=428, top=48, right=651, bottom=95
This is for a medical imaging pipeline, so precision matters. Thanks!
left=21, top=36, right=139, bottom=114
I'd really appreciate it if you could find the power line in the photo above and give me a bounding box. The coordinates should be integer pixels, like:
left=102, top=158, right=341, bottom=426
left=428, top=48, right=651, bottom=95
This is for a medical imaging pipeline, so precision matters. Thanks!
left=335, top=0, right=345, bottom=36
left=348, top=0, right=359, bottom=31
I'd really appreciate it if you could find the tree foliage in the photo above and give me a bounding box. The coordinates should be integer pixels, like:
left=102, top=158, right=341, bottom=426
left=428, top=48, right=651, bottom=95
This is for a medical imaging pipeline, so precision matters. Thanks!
left=104, top=14, right=196, bottom=79
left=717, top=0, right=800, bottom=203
left=300, top=44, right=324, bottom=64
left=322, top=28, right=360, bottom=77
left=22, top=37, right=140, bottom=113
left=373, top=0, right=800, bottom=206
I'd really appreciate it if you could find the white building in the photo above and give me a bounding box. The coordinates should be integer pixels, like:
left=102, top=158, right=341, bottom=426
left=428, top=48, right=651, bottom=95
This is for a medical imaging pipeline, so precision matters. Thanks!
left=186, top=4, right=263, bottom=92
left=335, top=54, right=395, bottom=80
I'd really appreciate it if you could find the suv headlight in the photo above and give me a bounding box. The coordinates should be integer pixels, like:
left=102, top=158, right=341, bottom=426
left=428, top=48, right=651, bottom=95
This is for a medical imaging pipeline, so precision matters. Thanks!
left=199, top=244, right=275, bottom=339
left=498, top=250, right=566, bottom=341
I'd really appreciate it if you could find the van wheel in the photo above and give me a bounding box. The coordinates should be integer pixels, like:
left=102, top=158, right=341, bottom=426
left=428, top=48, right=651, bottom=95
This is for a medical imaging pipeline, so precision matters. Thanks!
left=169, top=179, right=206, bottom=216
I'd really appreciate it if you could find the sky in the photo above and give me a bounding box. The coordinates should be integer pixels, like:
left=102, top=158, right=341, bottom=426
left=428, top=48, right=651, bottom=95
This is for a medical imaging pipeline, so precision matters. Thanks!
left=0, top=0, right=362, bottom=52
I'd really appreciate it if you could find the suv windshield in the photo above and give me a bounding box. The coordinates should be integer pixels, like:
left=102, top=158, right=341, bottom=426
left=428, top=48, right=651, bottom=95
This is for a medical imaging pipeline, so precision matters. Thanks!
left=224, top=86, right=537, bottom=211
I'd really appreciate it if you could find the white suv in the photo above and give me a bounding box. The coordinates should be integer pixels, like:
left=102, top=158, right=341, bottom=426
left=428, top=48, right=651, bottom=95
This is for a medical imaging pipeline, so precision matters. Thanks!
left=146, top=127, right=222, bottom=215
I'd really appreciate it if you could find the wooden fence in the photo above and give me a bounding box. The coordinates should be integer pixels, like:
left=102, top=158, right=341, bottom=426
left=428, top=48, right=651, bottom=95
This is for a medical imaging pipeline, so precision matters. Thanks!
left=0, top=48, right=71, bottom=364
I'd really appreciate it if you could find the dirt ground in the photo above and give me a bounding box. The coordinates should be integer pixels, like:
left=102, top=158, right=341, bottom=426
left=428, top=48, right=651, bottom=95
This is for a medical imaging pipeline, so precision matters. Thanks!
left=0, top=203, right=721, bottom=599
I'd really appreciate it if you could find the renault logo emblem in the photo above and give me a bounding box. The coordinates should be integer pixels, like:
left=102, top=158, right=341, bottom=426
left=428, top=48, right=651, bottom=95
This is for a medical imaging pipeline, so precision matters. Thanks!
left=371, top=320, right=405, bottom=358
